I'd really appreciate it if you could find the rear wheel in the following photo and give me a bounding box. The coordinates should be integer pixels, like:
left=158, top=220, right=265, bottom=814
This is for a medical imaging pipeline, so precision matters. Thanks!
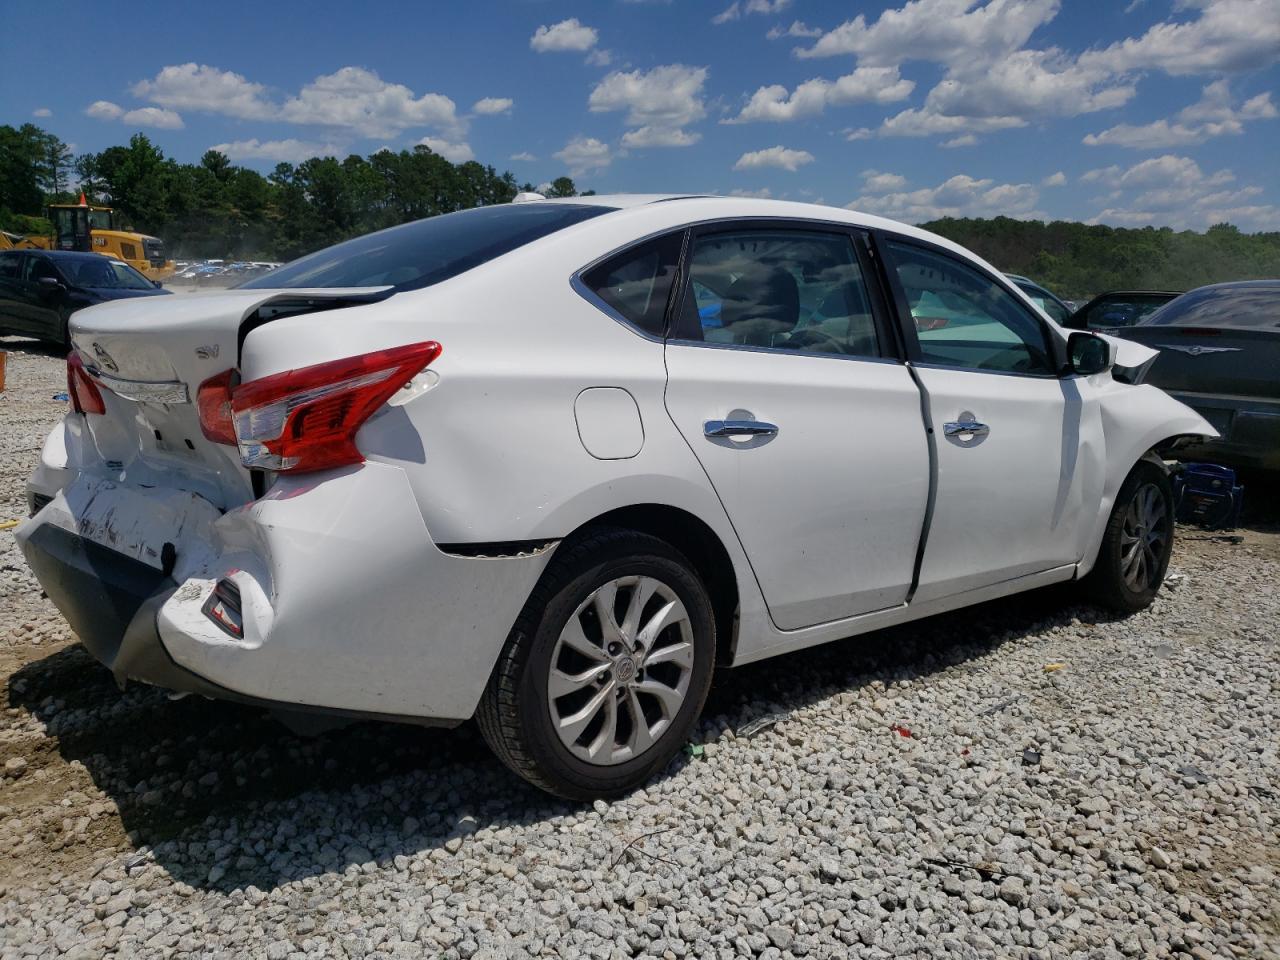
left=1084, top=459, right=1174, bottom=613
left=477, top=528, right=715, bottom=799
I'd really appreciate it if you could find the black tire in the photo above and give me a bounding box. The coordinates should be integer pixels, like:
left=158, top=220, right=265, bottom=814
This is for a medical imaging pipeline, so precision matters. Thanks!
left=1083, top=459, right=1175, bottom=613
left=476, top=527, right=716, bottom=799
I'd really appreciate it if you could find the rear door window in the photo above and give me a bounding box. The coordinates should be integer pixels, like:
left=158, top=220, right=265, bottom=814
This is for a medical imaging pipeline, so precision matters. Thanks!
left=0, top=253, right=20, bottom=279
left=671, top=229, right=882, bottom=359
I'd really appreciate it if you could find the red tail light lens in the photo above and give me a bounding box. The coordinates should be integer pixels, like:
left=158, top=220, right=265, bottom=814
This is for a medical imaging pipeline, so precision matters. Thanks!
left=229, top=341, right=442, bottom=474
left=67, top=353, right=106, bottom=415
left=197, top=369, right=237, bottom=444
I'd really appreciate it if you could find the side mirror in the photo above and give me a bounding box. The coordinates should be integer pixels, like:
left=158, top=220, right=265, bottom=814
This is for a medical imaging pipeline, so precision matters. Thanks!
left=153, top=280, right=162, bottom=288
left=37, top=276, right=61, bottom=288
left=1068, top=331, right=1112, bottom=376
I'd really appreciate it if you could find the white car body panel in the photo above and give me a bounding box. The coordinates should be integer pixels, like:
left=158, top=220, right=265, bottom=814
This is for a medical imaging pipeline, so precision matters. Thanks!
left=17, top=195, right=1216, bottom=724
left=664, top=345, right=929, bottom=629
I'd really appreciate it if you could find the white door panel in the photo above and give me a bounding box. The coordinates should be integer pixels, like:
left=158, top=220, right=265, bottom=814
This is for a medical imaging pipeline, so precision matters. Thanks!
left=664, top=346, right=930, bottom=629
left=912, top=368, right=1103, bottom=603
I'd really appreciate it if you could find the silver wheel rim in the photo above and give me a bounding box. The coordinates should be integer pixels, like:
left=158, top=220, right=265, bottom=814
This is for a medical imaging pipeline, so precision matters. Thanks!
left=547, top=575, right=695, bottom=766
left=1120, top=482, right=1169, bottom=592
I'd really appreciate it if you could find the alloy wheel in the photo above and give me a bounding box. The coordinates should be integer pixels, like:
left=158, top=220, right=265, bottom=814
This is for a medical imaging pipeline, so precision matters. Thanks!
left=547, top=575, right=695, bottom=766
left=1119, top=482, right=1169, bottom=592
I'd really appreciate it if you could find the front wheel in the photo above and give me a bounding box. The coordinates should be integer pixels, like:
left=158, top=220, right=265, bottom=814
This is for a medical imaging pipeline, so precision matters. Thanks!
left=1084, top=459, right=1175, bottom=613
left=477, top=528, right=716, bottom=799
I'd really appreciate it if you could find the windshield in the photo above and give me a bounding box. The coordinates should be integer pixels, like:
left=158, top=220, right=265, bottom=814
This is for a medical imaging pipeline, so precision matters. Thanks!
left=1142, top=284, right=1280, bottom=330
left=65, top=257, right=155, bottom=290
left=240, top=203, right=615, bottom=293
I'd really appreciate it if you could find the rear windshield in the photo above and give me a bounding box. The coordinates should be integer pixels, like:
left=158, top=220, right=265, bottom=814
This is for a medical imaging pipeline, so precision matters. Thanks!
left=1142, top=285, right=1280, bottom=329
left=239, top=203, right=615, bottom=293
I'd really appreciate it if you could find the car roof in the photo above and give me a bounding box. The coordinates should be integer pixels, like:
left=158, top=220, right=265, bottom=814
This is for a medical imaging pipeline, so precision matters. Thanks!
left=1184, top=279, right=1280, bottom=292
left=549, top=193, right=984, bottom=252
left=1088, top=290, right=1182, bottom=297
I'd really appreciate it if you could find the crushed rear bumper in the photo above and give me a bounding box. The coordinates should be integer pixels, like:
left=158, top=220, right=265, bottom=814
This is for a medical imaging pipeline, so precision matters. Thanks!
left=17, top=459, right=557, bottom=724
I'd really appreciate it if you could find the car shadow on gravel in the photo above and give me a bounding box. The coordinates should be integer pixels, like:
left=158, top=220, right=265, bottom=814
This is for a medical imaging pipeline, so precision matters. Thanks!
left=7, top=579, right=1120, bottom=894
left=0, top=335, right=67, bottom=359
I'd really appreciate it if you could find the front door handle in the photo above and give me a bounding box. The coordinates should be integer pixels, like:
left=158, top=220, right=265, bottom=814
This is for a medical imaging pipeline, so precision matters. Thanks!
left=704, top=419, right=779, bottom=438
left=943, top=420, right=990, bottom=440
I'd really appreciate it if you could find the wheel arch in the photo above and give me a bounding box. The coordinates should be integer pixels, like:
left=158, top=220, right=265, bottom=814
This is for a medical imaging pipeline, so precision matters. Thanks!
left=561, top=503, right=741, bottom=665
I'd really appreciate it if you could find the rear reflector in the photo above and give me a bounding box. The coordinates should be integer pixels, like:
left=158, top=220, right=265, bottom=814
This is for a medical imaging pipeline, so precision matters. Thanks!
left=229, top=341, right=442, bottom=473
left=196, top=369, right=237, bottom=445
left=67, top=353, right=106, bottom=415
left=202, top=578, right=244, bottom=639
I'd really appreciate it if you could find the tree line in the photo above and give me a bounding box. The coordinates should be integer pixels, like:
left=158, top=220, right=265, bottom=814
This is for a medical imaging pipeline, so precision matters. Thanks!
left=1, top=124, right=582, bottom=262
left=3, top=123, right=1279, bottom=297
left=923, top=215, right=1280, bottom=300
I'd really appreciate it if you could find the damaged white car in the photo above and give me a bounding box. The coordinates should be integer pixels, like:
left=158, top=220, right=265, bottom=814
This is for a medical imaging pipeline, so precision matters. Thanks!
left=19, top=196, right=1214, bottom=798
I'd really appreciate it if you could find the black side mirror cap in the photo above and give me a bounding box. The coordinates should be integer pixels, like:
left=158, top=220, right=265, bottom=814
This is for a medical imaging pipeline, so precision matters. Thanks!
left=1068, top=331, right=1112, bottom=376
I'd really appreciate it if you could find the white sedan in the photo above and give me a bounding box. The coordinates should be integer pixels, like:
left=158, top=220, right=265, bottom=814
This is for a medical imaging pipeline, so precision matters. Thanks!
left=18, top=195, right=1214, bottom=798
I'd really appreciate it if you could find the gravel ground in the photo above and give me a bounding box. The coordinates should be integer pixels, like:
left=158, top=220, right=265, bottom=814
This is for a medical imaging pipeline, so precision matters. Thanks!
left=1, top=336, right=1277, bottom=959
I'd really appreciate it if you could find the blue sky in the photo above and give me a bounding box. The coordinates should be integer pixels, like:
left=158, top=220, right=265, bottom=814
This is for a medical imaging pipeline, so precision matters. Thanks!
left=3, top=0, right=1277, bottom=229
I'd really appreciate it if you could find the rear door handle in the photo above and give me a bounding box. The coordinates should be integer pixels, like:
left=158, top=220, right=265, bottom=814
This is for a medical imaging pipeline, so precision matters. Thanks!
left=943, top=420, right=989, bottom=439
left=704, top=419, right=779, bottom=438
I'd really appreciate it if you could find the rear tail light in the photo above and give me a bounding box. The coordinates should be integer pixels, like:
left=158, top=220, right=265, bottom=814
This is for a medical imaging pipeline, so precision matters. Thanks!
left=67, top=353, right=106, bottom=415
left=200, top=341, right=441, bottom=474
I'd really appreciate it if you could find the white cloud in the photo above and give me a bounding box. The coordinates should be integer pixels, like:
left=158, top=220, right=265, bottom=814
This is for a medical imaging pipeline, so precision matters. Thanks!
left=279, top=67, right=458, bottom=137
left=848, top=173, right=1042, bottom=222
left=726, top=66, right=914, bottom=123
left=554, top=136, right=613, bottom=176
left=796, top=0, right=1060, bottom=65
left=210, top=138, right=342, bottom=163
left=941, top=134, right=978, bottom=147
left=473, top=97, right=513, bottom=116
left=586, top=49, right=615, bottom=67
left=712, top=2, right=741, bottom=23
left=1043, top=171, right=1067, bottom=186
left=530, top=18, right=599, bottom=53
left=734, top=145, right=815, bottom=171
left=590, top=64, right=708, bottom=145
left=621, top=126, right=701, bottom=147
left=85, top=100, right=124, bottom=121
left=729, top=187, right=774, bottom=198
left=510, top=151, right=537, bottom=162
left=32, top=107, right=52, bottom=118
left=714, top=0, right=791, bottom=24
left=132, top=63, right=275, bottom=120
left=1083, top=79, right=1277, bottom=148
left=1078, top=0, right=1280, bottom=76
left=878, top=108, right=1027, bottom=137
left=767, top=20, right=823, bottom=39
left=418, top=137, right=475, bottom=163
left=121, top=107, right=185, bottom=129
left=1079, top=153, right=1274, bottom=229
left=845, top=127, right=874, bottom=140
left=861, top=170, right=909, bottom=193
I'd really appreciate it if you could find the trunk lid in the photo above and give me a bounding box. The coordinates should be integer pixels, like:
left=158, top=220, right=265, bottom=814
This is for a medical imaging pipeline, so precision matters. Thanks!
left=1119, top=326, right=1280, bottom=400
left=69, top=286, right=391, bottom=508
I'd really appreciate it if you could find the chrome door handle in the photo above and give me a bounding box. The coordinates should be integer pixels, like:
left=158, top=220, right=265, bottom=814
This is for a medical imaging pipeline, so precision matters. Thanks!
left=943, top=420, right=989, bottom=439
left=704, top=419, right=779, bottom=438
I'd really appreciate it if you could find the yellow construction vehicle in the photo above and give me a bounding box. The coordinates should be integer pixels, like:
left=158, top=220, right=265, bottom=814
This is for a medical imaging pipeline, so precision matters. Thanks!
left=0, top=196, right=176, bottom=282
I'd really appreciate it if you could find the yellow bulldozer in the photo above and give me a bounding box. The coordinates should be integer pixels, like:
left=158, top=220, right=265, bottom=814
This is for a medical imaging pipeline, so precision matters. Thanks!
left=0, top=195, right=176, bottom=282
